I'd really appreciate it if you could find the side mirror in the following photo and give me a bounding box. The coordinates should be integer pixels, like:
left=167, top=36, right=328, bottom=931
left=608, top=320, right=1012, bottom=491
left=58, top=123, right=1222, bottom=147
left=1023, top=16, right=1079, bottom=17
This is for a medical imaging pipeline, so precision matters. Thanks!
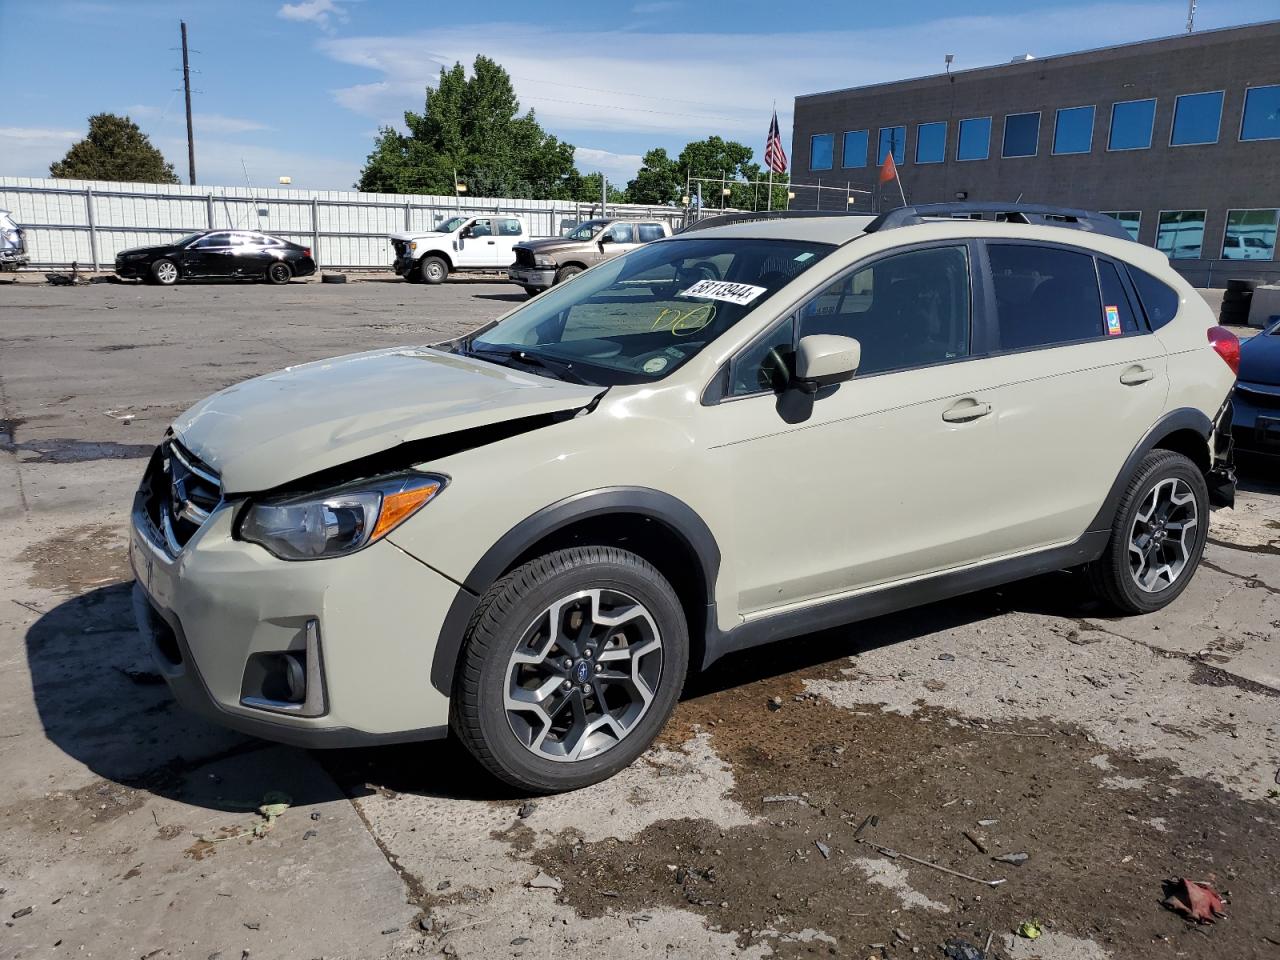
left=598, top=234, right=614, bottom=244
left=794, top=335, right=860, bottom=393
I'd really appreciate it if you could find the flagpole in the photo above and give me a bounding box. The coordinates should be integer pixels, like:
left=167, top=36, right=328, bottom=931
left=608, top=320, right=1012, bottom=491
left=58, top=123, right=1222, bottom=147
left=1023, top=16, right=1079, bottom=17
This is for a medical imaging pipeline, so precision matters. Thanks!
left=767, top=100, right=775, bottom=211
left=896, top=169, right=907, bottom=208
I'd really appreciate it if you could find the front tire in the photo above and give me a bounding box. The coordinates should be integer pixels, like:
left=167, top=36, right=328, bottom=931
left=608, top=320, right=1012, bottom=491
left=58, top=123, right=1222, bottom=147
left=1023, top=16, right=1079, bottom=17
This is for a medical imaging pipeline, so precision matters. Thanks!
left=1087, top=450, right=1208, bottom=614
left=266, top=261, right=292, bottom=285
left=554, top=264, right=582, bottom=285
left=150, top=258, right=179, bottom=286
left=419, top=255, right=448, bottom=285
left=453, top=547, right=688, bottom=793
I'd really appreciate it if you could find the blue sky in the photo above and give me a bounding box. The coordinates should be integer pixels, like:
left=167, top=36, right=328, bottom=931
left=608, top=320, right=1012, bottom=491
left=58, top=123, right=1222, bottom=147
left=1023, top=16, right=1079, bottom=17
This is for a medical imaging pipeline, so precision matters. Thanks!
left=0, top=0, right=1269, bottom=191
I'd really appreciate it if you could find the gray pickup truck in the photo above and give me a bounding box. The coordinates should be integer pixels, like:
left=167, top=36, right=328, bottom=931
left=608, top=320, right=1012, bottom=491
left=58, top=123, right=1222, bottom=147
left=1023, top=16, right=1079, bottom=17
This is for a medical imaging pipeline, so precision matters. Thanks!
left=507, top=218, right=672, bottom=295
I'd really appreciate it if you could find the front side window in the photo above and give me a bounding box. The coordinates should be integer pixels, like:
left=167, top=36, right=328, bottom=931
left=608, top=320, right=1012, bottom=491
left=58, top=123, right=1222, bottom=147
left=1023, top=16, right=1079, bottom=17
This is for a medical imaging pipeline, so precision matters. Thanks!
left=988, top=244, right=1103, bottom=350
left=566, top=220, right=608, bottom=241
left=915, top=121, right=946, bottom=163
left=877, top=126, right=906, bottom=165
left=467, top=238, right=834, bottom=386
left=1155, top=211, right=1206, bottom=259
left=811, top=134, right=834, bottom=170
left=1053, top=105, right=1095, bottom=155
left=1170, top=91, right=1223, bottom=146
left=469, top=219, right=493, bottom=237
left=957, top=117, right=991, bottom=160
left=1241, top=85, right=1280, bottom=141
left=194, top=232, right=230, bottom=248
left=1222, top=209, right=1278, bottom=261
left=1002, top=112, right=1040, bottom=158
left=1108, top=99, right=1156, bottom=150
left=842, top=129, right=869, bottom=168
left=609, top=223, right=635, bottom=243
left=797, top=245, right=970, bottom=377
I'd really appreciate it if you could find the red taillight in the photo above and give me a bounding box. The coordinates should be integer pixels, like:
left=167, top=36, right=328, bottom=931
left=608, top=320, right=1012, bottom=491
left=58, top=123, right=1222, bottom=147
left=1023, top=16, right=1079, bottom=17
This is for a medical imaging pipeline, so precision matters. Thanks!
left=303, top=247, right=312, bottom=258
left=1207, top=325, right=1240, bottom=375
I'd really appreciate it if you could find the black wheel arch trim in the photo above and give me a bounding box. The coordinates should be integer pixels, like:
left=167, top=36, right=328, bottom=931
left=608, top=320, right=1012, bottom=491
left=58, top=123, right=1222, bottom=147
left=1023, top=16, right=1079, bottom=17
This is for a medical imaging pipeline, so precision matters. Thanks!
left=1086, top=407, right=1213, bottom=534
left=429, top=486, right=721, bottom=695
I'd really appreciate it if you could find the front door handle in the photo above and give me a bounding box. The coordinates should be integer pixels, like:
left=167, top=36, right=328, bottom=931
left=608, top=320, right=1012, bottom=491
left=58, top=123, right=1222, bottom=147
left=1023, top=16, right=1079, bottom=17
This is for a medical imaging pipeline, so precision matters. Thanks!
left=942, top=399, right=993, bottom=423
left=1120, top=366, right=1154, bottom=386
left=486, top=240, right=496, bottom=245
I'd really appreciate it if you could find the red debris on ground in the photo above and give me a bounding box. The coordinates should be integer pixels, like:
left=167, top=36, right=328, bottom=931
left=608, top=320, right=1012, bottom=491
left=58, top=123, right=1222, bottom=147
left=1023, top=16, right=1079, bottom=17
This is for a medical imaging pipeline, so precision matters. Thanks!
left=1163, top=878, right=1228, bottom=924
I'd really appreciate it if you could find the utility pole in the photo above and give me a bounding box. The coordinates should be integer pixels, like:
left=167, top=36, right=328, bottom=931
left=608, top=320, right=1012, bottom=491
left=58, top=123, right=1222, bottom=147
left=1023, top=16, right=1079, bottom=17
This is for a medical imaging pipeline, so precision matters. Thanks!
left=1185, top=0, right=1197, bottom=32
left=600, top=172, right=607, bottom=217
left=181, top=21, right=196, bottom=185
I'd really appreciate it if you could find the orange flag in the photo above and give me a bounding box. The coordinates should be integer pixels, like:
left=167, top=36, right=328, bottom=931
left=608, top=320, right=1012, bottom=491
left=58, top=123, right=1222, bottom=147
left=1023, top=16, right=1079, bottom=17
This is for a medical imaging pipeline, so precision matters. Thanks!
left=879, top=152, right=898, bottom=184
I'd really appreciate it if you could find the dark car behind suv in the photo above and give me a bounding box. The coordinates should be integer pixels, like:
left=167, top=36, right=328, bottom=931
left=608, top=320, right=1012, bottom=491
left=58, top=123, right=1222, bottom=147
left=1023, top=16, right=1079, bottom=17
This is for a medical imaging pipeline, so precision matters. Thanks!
left=114, top=230, right=317, bottom=285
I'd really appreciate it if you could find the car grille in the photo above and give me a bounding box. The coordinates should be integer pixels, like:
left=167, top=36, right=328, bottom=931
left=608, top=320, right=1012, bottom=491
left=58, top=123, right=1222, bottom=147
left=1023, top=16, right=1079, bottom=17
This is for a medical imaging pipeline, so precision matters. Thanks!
left=513, top=247, right=536, bottom=268
left=139, top=438, right=222, bottom=555
left=391, top=239, right=408, bottom=259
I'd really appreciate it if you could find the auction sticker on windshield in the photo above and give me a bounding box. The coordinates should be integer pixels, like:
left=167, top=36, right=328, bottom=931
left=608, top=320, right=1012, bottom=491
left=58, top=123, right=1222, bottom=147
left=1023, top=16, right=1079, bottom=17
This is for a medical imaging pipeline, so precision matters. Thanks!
left=678, top=279, right=767, bottom=306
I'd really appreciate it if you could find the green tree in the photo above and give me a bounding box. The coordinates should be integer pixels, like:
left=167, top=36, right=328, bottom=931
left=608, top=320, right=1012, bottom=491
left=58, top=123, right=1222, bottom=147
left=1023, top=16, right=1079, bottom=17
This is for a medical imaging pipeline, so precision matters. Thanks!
left=625, top=148, right=682, bottom=205
left=356, top=56, right=577, bottom=199
left=50, top=113, right=178, bottom=184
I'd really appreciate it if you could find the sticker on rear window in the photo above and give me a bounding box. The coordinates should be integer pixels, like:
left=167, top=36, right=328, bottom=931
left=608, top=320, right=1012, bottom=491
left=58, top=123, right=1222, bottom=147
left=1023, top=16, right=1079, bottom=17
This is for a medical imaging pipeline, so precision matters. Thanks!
left=1105, top=304, right=1122, bottom=336
left=678, top=279, right=767, bottom=306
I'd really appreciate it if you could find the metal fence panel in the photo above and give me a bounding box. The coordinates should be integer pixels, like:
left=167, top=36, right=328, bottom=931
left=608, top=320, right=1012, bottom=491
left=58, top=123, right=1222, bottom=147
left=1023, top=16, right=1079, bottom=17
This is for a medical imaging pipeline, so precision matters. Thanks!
left=0, top=177, right=686, bottom=269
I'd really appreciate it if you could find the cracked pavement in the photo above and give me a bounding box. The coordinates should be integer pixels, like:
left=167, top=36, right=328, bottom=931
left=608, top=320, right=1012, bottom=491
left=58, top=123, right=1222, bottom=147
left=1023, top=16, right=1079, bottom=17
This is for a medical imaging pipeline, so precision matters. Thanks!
left=2, top=280, right=1278, bottom=959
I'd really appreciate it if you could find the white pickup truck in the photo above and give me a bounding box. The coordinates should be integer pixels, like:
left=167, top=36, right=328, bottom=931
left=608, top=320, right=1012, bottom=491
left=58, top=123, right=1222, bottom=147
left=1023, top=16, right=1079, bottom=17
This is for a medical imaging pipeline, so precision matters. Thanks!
left=390, top=215, right=528, bottom=284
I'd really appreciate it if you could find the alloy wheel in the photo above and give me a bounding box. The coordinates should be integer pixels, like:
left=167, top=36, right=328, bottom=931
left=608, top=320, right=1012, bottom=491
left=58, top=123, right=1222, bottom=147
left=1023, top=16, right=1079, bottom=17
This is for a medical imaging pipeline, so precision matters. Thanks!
left=504, top=588, right=663, bottom=762
left=156, top=261, right=178, bottom=284
left=269, top=262, right=290, bottom=283
left=1128, top=477, right=1198, bottom=592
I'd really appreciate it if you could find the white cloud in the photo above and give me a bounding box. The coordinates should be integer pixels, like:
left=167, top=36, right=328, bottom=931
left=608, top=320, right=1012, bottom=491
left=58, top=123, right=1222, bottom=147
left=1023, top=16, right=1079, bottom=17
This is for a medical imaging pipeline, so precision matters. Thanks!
left=277, top=0, right=349, bottom=32
left=318, top=1, right=1263, bottom=155
left=126, top=105, right=270, bottom=135
left=0, top=127, right=81, bottom=177
left=574, top=147, right=644, bottom=184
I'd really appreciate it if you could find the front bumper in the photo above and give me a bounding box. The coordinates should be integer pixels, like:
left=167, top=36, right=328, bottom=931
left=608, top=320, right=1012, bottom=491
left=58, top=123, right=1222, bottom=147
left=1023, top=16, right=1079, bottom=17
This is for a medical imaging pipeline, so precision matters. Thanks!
left=129, top=494, right=453, bottom=747
left=1231, top=383, right=1280, bottom=459
left=508, top=265, right=555, bottom=288
left=115, top=258, right=148, bottom=279
left=393, top=255, right=416, bottom=277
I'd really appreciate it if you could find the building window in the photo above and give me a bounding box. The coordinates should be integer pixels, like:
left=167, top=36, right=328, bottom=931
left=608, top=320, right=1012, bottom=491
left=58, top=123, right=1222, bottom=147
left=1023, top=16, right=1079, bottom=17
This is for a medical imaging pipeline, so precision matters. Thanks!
left=1002, top=112, right=1040, bottom=158
left=841, top=130, right=869, bottom=168
left=1156, top=211, right=1206, bottom=259
left=1052, top=105, right=1095, bottom=155
left=915, top=121, right=946, bottom=164
left=1241, top=85, right=1280, bottom=141
left=956, top=117, right=991, bottom=160
left=810, top=133, right=834, bottom=171
left=877, top=126, right=905, bottom=165
left=1108, top=99, right=1156, bottom=151
left=1100, top=211, right=1141, bottom=241
left=1170, top=91, right=1224, bottom=146
left=1222, top=209, right=1278, bottom=261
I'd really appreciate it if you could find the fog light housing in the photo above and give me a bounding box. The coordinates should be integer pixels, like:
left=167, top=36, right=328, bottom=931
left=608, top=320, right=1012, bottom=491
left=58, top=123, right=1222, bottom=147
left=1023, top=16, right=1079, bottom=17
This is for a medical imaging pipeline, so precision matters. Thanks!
left=239, top=619, right=327, bottom=717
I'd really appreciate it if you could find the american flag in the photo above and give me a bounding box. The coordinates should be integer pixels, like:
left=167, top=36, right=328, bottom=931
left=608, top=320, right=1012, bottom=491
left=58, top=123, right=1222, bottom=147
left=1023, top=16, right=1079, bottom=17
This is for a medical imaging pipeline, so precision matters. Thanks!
left=765, top=110, right=788, bottom=174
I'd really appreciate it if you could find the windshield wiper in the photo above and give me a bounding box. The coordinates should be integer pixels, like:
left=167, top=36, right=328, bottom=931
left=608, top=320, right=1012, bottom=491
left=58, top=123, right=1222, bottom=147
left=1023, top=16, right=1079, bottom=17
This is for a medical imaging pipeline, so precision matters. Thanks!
left=464, top=346, right=593, bottom=385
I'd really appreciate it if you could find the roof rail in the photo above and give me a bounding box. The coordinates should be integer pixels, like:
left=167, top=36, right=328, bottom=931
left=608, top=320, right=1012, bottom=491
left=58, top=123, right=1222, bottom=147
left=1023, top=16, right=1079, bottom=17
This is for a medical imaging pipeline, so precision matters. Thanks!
left=864, top=203, right=1133, bottom=241
left=677, top=210, right=869, bottom=234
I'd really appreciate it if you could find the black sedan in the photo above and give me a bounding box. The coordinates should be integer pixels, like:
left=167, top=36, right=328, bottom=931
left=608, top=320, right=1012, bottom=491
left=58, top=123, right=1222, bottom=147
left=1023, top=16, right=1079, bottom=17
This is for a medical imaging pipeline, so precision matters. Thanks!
left=114, top=230, right=317, bottom=285
left=1233, top=316, right=1280, bottom=464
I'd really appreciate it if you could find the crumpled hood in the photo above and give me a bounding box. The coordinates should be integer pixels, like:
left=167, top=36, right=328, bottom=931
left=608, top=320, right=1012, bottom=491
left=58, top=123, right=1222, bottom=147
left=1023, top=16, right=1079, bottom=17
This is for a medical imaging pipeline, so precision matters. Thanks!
left=172, top=347, right=601, bottom=493
left=1239, top=326, right=1280, bottom=386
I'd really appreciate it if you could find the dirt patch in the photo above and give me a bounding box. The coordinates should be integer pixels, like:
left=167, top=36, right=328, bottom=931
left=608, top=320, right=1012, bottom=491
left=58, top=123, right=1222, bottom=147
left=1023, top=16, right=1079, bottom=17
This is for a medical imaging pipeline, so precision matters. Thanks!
left=4, top=438, right=154, bottom=463
left=18, top=522, right=130, bottom=593
left=527, top=671, right=1280, bottom=959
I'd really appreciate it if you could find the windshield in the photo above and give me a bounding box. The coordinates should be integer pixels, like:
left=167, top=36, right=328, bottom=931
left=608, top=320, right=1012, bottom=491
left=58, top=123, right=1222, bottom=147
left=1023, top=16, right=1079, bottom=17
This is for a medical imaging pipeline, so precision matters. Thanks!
left=174, top=233, right=205, bottom=247
left=566, top=220, right=608, bottom=241
left=465, top=237, right=834, bottom=385
left=435, top=216, right=468, bottom=233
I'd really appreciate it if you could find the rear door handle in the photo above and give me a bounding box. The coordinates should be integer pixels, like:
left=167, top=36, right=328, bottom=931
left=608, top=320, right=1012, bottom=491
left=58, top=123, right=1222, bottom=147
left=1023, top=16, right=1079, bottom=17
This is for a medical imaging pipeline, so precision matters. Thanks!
left=1120, top=366, right=1154, bottom=385
left=486, top=240, right=496, bottom=245
left=942, top=399, right=993, bottom=423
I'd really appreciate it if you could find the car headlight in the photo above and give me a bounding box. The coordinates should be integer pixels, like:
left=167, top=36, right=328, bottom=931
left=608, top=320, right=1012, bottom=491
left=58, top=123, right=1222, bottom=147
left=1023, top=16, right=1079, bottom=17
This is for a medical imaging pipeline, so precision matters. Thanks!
left=239, top=472, right=446, bottom=561
left=408, top=241, right=418, bottom=252
left=534, top=256, right=555, bottom=268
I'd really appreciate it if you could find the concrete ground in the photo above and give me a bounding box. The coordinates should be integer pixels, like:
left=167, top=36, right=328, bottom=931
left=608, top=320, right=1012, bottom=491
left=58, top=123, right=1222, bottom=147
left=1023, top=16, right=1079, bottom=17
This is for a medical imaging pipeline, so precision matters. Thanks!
left=1, top=276, right=1277, bottom=960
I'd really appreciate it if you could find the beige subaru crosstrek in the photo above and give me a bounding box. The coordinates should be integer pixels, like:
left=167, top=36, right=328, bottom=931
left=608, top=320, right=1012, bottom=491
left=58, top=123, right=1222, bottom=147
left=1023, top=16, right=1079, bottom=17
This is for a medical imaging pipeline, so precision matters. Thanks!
left=129, top=204, right=1239, bottom=792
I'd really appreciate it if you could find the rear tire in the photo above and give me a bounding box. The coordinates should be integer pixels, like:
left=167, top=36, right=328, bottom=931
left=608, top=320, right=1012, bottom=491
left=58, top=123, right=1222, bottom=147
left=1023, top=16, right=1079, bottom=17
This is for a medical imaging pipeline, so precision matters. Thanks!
left=150, top=258, right=179, bottom=286
left=419, top=256, right=448, bottom=285
left=266, top=261, right=292, bottom=285
left=1087, top=450, right=1209, bottom=614
left=452, top=547, right=688, bottom=793
left=554, top=264, right=582, bottom=285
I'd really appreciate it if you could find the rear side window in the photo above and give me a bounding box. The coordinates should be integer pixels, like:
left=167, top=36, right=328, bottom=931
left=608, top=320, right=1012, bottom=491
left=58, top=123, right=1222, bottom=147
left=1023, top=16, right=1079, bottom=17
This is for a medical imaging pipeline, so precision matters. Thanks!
left=610, top=223, right=635, bottom=243
left=499, top=218, right=522, bottom=236
left=637, top=223, right=665, bottom=242
left=1096, top=260, right=1141, bottom=335
left=988, top=244, right=1102, bottom=350
left=1126, top=266, right=1180, bottom=330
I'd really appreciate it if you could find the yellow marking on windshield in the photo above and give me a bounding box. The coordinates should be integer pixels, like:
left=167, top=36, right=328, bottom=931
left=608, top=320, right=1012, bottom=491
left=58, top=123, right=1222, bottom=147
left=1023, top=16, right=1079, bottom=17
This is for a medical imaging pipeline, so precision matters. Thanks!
left=651, top=303, right=716, bottom=337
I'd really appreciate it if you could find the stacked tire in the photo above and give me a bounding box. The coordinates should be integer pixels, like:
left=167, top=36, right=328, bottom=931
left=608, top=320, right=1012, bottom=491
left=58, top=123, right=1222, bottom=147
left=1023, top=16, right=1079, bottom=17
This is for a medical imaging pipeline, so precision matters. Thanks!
left=1220, top=278, right=1255, bottom=326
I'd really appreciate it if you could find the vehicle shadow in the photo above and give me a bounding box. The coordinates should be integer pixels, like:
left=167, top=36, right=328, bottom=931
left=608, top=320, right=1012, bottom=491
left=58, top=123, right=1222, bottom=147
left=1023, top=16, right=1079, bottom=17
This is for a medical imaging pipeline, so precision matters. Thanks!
left=24, top=583, right=358, bottom=813
left=470, top=292, right=529, bottom=303
left=25, top=571, right=1098, bottom=808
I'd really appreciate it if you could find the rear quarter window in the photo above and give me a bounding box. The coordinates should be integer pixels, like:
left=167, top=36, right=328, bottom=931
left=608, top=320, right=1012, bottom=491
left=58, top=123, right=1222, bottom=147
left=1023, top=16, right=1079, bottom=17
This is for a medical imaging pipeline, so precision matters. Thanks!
left=1126, top=266, right=1180, bottom=329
